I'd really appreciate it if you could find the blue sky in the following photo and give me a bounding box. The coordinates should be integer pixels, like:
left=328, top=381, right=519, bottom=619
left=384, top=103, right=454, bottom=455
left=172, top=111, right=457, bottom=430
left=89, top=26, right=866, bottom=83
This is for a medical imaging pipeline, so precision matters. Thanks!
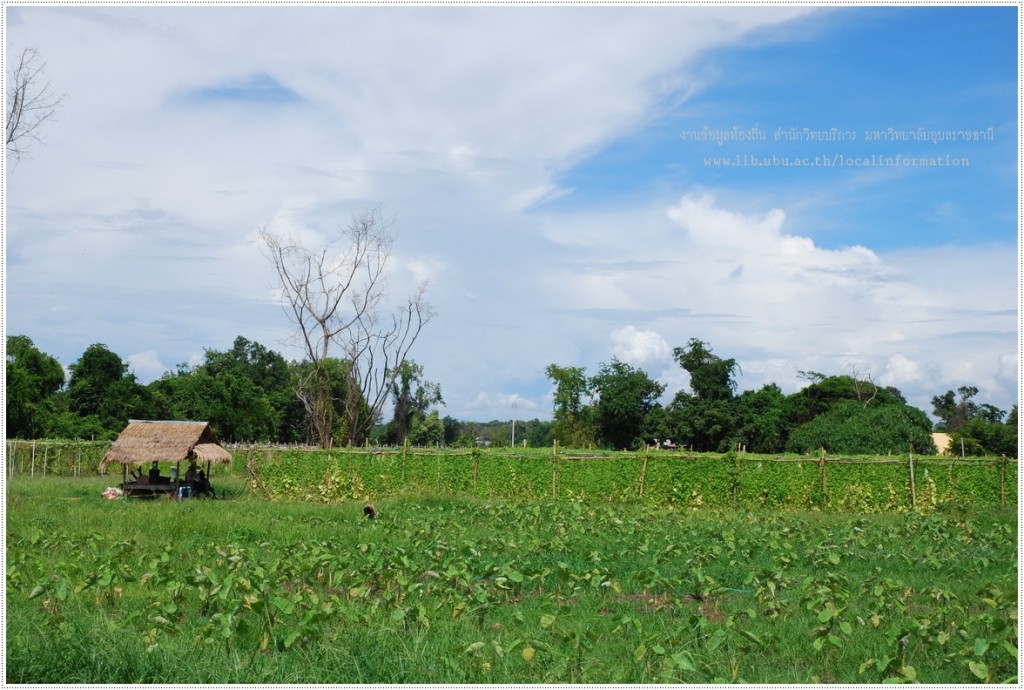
left=4, top=5, right=1019, bottom=424
left=550, top=6, right=1016, bottom=250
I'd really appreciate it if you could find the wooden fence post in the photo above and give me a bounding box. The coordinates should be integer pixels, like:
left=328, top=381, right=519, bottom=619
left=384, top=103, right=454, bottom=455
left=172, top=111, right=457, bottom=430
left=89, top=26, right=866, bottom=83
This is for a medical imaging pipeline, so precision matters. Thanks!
left=42, top=444, right=48, bottom=477
left=551, top=440, right=558, bottom=500
left=908, top=452, right=916, bottom=509
left=818, top=448, right=827, bottom=504
left=732, top=451, right=739, bottom=509
left=638, top=445, right=649, bottom=498
left=999, top=456, right=1006, bottom=507
left=30, top=441, right=36, bottom=479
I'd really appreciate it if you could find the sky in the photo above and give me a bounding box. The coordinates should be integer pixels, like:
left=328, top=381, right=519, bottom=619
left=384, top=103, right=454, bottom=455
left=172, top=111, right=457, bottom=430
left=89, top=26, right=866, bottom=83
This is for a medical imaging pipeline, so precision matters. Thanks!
left=4, top=4, right=1019, bottom=425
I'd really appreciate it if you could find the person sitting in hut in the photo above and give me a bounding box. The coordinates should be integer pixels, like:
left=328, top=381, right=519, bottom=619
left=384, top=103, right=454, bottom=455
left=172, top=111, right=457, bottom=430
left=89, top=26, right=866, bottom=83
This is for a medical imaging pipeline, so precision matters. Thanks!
left=184, top=461, right=198, bottom=486
left=147, top=461, right=161, bottom=484
left=194, top=469, right=213, bottom=497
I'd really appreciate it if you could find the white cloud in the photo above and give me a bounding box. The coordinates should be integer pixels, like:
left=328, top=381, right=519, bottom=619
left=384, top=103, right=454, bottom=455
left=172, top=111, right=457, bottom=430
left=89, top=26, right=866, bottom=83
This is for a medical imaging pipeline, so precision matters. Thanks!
left=127, top=351, right=169, bottom=382
left=461, top=392, right=540, bottom=421
left=610, top=326, right=672, bottom=368
left=537, top=193, right=1015, bottom=415
left=5, top=6, right=1014, bottom=424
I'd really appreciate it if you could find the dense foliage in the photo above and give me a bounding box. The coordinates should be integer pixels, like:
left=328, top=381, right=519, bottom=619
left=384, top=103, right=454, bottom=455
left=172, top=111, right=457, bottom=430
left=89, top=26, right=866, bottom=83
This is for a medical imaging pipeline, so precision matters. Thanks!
left=544, top=341, right=986, bottom=455
left=5, top=334, right=1016, bottom=458
left=931, top=386, right=1017, bottom=457
left=247, top=447, right=1016, bottom=512
left=6, top=478, right=1017, bottom=684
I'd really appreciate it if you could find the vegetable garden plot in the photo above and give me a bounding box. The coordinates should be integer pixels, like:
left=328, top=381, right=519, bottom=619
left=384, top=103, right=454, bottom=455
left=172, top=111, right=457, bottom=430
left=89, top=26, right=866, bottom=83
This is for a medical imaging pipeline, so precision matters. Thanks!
left=6, top=486, right=1017, bottom=684
left=246, top=446, right=1016, bottom=511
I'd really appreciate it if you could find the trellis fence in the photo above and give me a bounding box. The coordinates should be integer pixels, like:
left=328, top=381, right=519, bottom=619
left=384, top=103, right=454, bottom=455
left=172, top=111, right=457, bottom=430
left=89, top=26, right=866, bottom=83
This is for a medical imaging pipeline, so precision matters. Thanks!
left=5, top=439, right=111, bottom=479
left=5, top=438, right=1016, bottom=510
left=245, top=442, right=1018, bottom=511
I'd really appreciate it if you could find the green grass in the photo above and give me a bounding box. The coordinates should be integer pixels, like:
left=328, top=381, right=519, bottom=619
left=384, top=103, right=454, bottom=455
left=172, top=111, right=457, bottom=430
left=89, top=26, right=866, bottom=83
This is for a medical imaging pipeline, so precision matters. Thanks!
left=5, top=477, right=1018, bottom=683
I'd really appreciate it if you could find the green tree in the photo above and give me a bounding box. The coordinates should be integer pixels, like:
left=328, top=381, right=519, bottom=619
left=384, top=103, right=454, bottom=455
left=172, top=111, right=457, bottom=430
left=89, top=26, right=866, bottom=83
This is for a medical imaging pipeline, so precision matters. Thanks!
left=386, top=360, right=443, bottom=445
left=442, top=415, right=463, bottom=446
left=667, top=394, right=735, bottom=452
left=672, top=338, right=739, bottom=402
left=950, top=401, right=1017, bottom=457
left=931, top=385, right=979, bottom=432
left=665, top=339, right=739, bottom=452
left=590, top=358, right=666, bottom=450
left=545, top=364, right=594, bottom=448
left=5, top=335, right=65, bottom=438
left=66, top=344, right=153, bottom=438
left=785, top=398, right=935, bottom=455
left=733, top=384, right=788, bottom=453
left=148, top=337, right=303, bottom=443
left=409, top=409, right=444, bottom=446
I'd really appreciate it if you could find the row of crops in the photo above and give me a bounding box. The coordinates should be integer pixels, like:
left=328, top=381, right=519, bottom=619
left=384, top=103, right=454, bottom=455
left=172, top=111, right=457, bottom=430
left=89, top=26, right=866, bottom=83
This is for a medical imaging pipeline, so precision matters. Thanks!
left=246, top=445, right=1017, bottom=512
left=6, top=439, right=1014, bottom=511
left=5, top=486, right=1017, bottom=683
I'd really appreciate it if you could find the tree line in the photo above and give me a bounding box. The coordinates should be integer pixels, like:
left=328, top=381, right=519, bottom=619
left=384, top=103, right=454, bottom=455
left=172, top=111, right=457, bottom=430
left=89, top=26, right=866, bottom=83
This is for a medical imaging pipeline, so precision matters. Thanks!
left=545, top=338, right=1017, bottom=457
left=5, top=334, right=1016, bottom=457
left=5, top=334, right=425, bottom=446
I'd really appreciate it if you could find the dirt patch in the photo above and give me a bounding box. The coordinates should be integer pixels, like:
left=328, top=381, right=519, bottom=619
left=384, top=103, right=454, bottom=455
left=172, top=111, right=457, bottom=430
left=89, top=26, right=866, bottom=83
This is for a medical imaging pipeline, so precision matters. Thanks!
left=612, top=590, right=703, bottom=614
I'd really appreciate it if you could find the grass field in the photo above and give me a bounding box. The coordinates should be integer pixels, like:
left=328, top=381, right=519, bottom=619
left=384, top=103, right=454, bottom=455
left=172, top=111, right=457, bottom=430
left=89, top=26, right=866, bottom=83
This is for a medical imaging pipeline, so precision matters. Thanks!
left=5, top=475, right=1018, bottom=683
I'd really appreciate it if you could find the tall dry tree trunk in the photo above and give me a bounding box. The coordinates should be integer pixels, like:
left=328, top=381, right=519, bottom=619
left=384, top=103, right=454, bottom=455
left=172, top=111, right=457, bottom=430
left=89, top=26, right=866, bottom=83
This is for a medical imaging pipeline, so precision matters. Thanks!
left=260, top=209, right=432, bottom=448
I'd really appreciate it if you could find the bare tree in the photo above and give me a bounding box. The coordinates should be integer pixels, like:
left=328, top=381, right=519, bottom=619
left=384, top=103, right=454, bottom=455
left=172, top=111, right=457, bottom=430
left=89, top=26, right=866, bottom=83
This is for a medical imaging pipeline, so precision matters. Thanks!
left=260, top=209, right=432, bottom=447
left=6, top=47, right=65, bottom=163
left=849, top=367, right=878, bottom=408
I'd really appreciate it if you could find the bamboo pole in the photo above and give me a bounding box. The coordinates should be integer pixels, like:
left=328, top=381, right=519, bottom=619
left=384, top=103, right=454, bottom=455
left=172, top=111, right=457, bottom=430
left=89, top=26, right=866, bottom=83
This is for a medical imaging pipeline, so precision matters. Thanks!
left=908, top=452, right=916, bottom=508
left=818, top=448, right=827, bottom=503
left=42, top=445, right=48, bottom=477
left=30, top=441, right=36, bottom=479
left=999, top=456, right=1006, bottom=507
left=551, top=440, right=558, bottom=500
left=247, top=451, right=274, bottom=500
left=638, top=445, right=649, bottom=498
left=732, top=451, right=739, bottom=508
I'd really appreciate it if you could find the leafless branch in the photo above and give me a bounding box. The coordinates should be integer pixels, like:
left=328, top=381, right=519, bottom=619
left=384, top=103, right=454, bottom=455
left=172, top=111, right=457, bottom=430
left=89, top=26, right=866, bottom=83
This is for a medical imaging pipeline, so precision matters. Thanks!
left=260, top=209, right=431, bottom=447
left=6, top=47, right=65, bottom=163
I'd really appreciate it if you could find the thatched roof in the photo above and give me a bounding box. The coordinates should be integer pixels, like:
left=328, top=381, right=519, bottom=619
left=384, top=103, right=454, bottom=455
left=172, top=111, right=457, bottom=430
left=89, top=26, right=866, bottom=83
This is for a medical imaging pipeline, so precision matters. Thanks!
left=101, top=420, right=233, bottom=468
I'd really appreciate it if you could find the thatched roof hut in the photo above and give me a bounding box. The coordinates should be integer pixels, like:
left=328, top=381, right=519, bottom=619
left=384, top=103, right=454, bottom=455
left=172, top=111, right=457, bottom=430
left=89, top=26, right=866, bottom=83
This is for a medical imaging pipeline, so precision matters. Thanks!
left=100, top=420, right=232, bottom=469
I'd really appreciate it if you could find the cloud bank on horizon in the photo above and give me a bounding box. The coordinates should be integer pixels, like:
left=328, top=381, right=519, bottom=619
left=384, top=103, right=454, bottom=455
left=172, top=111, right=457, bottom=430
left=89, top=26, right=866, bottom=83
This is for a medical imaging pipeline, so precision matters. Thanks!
left=5, top=6, right=1018, bottom=423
